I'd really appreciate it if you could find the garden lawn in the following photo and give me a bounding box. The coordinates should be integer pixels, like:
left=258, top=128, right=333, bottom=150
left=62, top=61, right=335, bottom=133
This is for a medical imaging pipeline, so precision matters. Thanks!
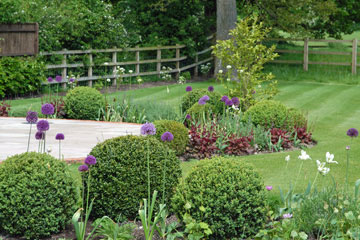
left=7, top=80, right=360, bottom=194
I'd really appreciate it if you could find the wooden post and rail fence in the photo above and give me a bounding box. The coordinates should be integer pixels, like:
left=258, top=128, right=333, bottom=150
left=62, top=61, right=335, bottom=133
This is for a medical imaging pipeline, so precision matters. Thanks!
left=40, top=36, right=214, bottom=88
left=266, top=38, right=359, bottom=74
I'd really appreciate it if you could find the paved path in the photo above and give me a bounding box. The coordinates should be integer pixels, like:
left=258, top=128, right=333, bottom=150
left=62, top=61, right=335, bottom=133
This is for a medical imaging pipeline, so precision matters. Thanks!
left=0, top=117, right=141, bottom=161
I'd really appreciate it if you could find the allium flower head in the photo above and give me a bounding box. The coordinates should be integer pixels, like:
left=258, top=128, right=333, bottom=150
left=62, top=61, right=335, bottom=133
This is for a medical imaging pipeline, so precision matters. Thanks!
left=69, top=78, right=75, bottom=83
left=346, top=146, right=350, bottom=150
left=283, top=213, right=293, bottom=219
left=47, top=77, right=53, bottom=83
left=252, top=90, right=256, bottom=94
left=26, top=111, right=38, bottom=124
left=55, top=75, right=62, bottom=83
left=78, top=164, right=89, bottom=172
left=186, top=114, right=191, bottom=120
left=266, top=186, right=273, bottom=191
left=198, top=95, right=210, bottom=105
left=208, top=86, right=214, bottom=92
left=225, top=99, right=233, bottom=106
left=161, top=131, right=174, bottom=142
left=41, top=103, right=55, bottom=115
left=55, top=133, right=65, bottom=140
left=85, top=155, right=97, bottom=165
left=36, top=120, right=50, bottom=131
left=35, top=131, right=44, bottom=140
left=141, top=122, right=156, bottom=135
left=231, top=97, right=240, bottom=106
left=221, top=95, right=229, bottom=102
left=186, top=86, right=192, bottom=92
left=347, top=128, right=359, bottom=138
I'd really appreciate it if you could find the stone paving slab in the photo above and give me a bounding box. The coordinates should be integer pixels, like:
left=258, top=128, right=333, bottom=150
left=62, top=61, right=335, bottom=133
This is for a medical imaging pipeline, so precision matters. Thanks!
left=0, top=117, right=141, bottom=161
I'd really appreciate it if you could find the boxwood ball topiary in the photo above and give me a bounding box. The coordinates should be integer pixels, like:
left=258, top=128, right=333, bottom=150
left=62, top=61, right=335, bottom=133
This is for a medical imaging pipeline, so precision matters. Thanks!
left=154, top=120, right=189, bottom=155
left=181, top=89, right=223, bottom=115
left=172, top=157, right=266, bottom=239
left=244, top=100, right=306, bottom=130
left=0, top=152, right=78, bottom=239
left=87, top=135, right=182, bottom=219
left=64, top=86, right=105, bottom=120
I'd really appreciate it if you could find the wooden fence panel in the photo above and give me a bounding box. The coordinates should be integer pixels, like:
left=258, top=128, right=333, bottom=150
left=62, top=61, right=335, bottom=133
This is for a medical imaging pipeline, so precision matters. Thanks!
left=0, top=23, right=39, bottom=56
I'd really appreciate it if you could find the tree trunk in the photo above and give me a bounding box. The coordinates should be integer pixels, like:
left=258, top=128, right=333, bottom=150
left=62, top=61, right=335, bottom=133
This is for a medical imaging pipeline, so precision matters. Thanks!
left=215, top=0, right=237, bottom=75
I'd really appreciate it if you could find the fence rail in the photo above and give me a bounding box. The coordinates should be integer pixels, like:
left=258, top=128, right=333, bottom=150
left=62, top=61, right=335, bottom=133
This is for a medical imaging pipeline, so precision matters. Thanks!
left=41, top=43, right=213, bottom=87
left=266, top=38, right=359, bottom=74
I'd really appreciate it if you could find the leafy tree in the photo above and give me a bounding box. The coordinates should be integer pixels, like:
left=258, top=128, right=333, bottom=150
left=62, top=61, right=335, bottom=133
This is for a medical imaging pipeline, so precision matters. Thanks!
left=212, top=16, right=278, bottom=110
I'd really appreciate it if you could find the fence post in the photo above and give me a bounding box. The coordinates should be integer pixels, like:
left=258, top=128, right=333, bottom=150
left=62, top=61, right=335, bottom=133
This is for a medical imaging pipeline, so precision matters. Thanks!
left=176, top=44, right=180, bottom=80
left=88, top=53, right=93, bottom=87
left=157, top=47, right=161, bottom=78
left=303, top=38, right=309, bottom=71
left=352, top=39, right=358, bottom=75
left=61, top=52, right=67, bottom=89
left=112, top=50, right=117, bottom=87
left=194, top=54, right=199, bottom=77
left=135, top=46, right=140, bottom=77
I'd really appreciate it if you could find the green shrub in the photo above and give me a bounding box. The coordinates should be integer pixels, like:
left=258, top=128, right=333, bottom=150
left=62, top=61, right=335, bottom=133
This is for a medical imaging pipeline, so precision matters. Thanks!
left=172, top=157, right=266, bottom=239
left=154, top=120, right=189, bottom=155
left=64, top=86, right=105, bottom=120
left=244, top=100, right=306, bottom=130
left=0, top=57, right=46, bottom=97
left=181, top=89, right=223, bottom=115
left=186, top=102, right=216, bottom=120
left=0, top=152, right=78, bottom=239
left=87, top=135, right=182, bottom=219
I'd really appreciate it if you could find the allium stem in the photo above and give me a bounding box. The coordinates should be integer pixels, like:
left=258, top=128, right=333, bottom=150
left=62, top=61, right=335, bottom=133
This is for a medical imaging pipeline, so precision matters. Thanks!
left=293, top=161, right=304, bottom=191
left=43, top=132, right=46, bottom=153
left=27, top=123, right=32, bottom=152
left=38, top=140, right=40, bottom=153
left=345, top=139, right=352, bottom=193
left=59, top=140, right=61, bottom=160
left=147, top=138, right=151, bottom=202
left=311, top=171, right=319, bottom=191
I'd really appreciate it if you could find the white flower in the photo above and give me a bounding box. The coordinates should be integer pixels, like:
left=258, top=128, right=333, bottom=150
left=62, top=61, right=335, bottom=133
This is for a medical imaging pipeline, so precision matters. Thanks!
left=231, top=105, right=239, bottom=111
left=298, top=150, right=311, bottom=160
left=129, top=70, right=133, bottom=74
left=226, top=65, right=232, bottom=69
left=47, top=146, right=52, bottom=153
left=104, top=62, right=109, bottom=65
left=326, top=152, right=338, bottom=164
left=162, top=66, right=166, bottom=70
left=227, top=78, right=231, bottom=82
left=137, top=78, right=142, bottom=83
left=316, top=160, right=330, bottom=175
left=218, top=70, right=223, bottom=74
left=239, top=69, right=244, bottom=73
left=258, top=84, right=262, bottom=88
left=106, top=78, right=111, bottom=82
left=285, top=155, right=290, bottom=162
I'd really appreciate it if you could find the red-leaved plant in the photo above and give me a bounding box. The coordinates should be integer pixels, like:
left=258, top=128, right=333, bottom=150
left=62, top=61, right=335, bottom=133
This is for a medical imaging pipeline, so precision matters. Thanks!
left=0, top=100, right=11, bottom=117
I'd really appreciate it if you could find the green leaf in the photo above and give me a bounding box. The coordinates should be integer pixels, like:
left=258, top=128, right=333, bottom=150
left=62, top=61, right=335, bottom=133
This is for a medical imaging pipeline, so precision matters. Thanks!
left=291, top=230, right=298, bottom=238
left=345, top=211, right=356, bottom=221
left=299, top=232, right=308, bottom=240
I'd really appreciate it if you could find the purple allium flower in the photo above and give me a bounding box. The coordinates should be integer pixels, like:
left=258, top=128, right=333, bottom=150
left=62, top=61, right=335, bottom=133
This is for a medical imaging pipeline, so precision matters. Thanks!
left=47, top=77, right=53, bottom=83
left=266, top=186, right=273, bottom=191
left=69, top=78, right=75, bottom=83
left=252, top=90, right=256, bottom=94
left=186, top=114, right=191, bottom=120
left=26, top=111, right=38, bottom=124
left=185, top=86, right=192, bottom=92
left=78, top=164, right=89, bottom=172
left=346, top=146, right=350, bottom=150
left=161, top=131, right=174, bottom=142
left=55, top=75, right=62, bottom=83
left=141, top=122, right=156, bottom=135
left=231, top=97, right=240, bottom=106
left=347, top=128, right=359, bottom=138
left=283, top=213, right=293, bottom=219
left=225, top=99, right=233, bottom=106
left=41, top=103, right=55, bottom=115
left=55, top=133, right=65, bottom=140
left=35, top=131, right=44, bottom=140
left=221, top=95, right=229, bottom=102
left=85, top=155, right=97, bottom=165
left=208, top=86, right=214, bottom=92
left=198, top=95, right=210, bottom=105
left=37, top=120, right=50, bottom=131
